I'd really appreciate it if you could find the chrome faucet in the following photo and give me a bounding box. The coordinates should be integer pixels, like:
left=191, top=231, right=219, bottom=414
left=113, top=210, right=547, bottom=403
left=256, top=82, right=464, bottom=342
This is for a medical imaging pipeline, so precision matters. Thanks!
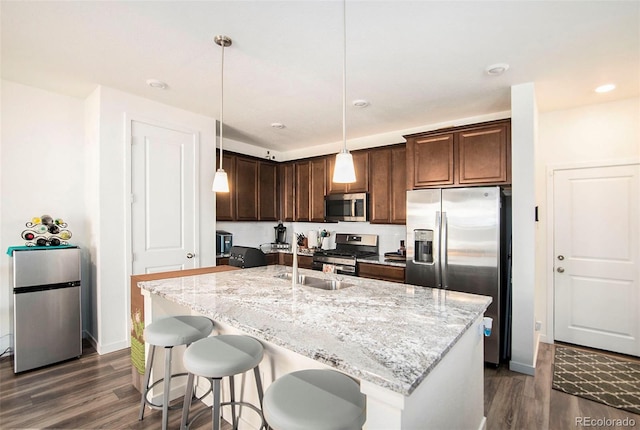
left=291, top=234, right=299, bottom=287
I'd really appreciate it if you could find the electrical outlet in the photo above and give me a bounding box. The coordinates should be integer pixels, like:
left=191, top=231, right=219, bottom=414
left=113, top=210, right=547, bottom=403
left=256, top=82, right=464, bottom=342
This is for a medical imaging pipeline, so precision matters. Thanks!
left=535, top=320, right=542, bottom=331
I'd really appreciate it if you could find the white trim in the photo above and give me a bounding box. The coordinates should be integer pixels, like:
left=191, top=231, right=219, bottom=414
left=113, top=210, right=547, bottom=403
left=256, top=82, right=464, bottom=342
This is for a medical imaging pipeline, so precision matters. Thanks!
left=547, top=158, right=639, bottom=172
left=545, top=158, right=640, bottom=346
left=508, top=360, right=535, bottom=376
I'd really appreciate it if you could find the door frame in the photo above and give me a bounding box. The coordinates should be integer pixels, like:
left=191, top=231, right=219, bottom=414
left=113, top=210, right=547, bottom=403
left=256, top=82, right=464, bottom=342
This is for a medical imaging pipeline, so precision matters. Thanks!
left=545, top=158, right=640, bottom=345
left=124, top=113, right=201, bottom=329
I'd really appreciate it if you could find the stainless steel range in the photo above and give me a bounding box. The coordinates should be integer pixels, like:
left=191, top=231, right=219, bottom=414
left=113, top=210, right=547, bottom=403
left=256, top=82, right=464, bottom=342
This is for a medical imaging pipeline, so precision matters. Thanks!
left=312, top=233, right=378, bottom=275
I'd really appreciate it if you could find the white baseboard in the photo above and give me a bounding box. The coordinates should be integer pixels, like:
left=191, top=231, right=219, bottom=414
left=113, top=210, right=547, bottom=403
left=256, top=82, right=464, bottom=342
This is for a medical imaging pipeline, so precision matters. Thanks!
left=509, top=360, right=536, bottom=376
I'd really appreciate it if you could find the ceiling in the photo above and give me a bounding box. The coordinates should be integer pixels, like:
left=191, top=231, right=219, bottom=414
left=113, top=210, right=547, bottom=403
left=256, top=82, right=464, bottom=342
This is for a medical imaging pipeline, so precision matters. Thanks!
left=2, top=1, right=638, bottom=153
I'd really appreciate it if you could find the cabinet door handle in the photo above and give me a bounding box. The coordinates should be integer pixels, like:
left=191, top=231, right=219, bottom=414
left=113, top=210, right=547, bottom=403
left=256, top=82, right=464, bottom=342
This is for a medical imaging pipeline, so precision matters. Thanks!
left=187, top=253, right=195, bottom=259
left=557, top=267, right=565, bottom=273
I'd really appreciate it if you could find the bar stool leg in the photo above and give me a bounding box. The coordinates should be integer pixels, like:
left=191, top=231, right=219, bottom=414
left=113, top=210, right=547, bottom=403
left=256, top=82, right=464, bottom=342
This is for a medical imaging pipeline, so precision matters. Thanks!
left=253, top=367, right=265, bottom=409
left=139, top=345, right=156, bottom=420
left=180, top=372, right=195, bottom=430
left=229, top=375, right=237, bottom=430
left=162, top=346, right=173, bottom=430
left=213, top=378, right=222, bottom=430
left=253, top=367, right=266, bottom=430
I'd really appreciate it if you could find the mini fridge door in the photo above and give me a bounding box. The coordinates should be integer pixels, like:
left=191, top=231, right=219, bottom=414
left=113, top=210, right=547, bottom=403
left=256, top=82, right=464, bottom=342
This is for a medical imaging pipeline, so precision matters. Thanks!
left=13, top=247, right=80, bottom=287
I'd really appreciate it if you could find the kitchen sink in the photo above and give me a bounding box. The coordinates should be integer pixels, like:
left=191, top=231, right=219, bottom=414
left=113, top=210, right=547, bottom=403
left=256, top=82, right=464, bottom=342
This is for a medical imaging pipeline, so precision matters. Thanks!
left=275, top=273, right=354, bottom=290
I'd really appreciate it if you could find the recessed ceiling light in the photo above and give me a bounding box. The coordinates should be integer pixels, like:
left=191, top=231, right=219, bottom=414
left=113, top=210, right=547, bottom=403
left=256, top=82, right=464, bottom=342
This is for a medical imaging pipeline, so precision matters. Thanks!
left=352, top=99, right=370, bottom=108
left=146, top=79, right=168, bottom=89
left=595, top=83, right=616, bottom=93
left=485, top=63, right=509, bottom=76
left=271, top=123, right=286, bottom=129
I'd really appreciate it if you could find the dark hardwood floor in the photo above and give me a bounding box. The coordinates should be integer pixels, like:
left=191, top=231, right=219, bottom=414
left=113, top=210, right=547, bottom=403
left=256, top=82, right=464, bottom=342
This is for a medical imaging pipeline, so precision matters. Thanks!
left=485, top=342, right=640, bottom=430
left=1, top=341, right=638, bottom=429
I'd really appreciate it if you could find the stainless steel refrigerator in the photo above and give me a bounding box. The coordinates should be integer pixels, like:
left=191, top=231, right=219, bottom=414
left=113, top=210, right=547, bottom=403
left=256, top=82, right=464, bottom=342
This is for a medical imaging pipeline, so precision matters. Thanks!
left=12, top=247, right=82, bottom=372
left=406, top=187, right=507, bottom=365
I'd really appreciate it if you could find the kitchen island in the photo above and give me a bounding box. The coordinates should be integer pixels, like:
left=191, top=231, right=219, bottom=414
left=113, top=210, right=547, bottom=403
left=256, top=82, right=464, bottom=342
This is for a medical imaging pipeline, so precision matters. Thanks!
left=138, top=264, right=491, bottom=430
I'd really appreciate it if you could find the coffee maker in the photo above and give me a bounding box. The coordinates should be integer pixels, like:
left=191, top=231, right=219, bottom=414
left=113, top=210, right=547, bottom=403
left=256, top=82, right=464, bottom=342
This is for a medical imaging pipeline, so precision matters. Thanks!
left=274, top=222, right=287, bottom=247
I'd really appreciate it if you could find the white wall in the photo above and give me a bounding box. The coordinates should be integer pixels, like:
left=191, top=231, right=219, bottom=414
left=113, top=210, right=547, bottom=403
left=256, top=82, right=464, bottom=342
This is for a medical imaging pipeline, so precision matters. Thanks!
left=509, top=83, right=538, bottom=375
left=536, top=97, right=640, bottom=344
left=0, top=80, right=89, bottom=352
left=88, top=86, right=217, bottom=354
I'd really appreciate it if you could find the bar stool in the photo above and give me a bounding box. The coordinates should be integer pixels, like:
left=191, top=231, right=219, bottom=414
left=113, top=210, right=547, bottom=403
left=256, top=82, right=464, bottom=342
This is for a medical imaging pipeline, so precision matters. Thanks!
left=139, top=315, right=214, bottom=430
left=263, top=369, right=366, bottom=430
left=180, top=335, right=266, bottom=430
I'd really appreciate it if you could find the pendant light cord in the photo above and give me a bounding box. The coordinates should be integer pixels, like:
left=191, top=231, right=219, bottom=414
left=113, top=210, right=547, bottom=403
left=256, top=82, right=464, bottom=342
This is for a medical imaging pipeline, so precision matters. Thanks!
left=219, top=40, right=225, bottom=170
left=342, top=0, right=347, bottom=151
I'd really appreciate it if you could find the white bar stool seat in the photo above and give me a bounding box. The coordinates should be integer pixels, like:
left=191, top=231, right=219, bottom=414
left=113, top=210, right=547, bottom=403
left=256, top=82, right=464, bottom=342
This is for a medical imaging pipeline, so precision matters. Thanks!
left=180, top=335, right=266, bottom=430
left=139, top=315, right=214, bottom=430
left=263, top=369, right=366, bottom=430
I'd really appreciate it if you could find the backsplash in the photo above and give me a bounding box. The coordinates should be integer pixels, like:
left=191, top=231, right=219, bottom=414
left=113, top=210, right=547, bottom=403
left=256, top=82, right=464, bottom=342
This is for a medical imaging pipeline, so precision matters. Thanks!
left=216, top=221, right=406, bottom=255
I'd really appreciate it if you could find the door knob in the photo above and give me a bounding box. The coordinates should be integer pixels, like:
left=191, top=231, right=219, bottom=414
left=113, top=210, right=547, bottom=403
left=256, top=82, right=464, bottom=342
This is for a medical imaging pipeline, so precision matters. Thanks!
left=557, top=267, right=565, bottom=273
left=186, top=253, right=195, bottom=259
left=557, top=255, right=565, bottom=261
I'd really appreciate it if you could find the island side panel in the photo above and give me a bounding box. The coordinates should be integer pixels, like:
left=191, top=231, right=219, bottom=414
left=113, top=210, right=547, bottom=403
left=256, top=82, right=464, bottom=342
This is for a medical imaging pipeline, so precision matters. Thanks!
left=361, top=315, right=486, bottom=430
left=131, top=265, right=239, bottom=391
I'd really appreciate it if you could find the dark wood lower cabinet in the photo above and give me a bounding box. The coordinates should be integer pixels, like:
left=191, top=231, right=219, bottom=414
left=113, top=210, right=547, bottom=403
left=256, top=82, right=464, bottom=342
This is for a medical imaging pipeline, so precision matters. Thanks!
left=357, top=263, right=405, bottom=283
left=265, top=253, right=279, bottom=265
left=216, top=257, right=229, bottom=265
left=279, top=253, right=313, bottom=269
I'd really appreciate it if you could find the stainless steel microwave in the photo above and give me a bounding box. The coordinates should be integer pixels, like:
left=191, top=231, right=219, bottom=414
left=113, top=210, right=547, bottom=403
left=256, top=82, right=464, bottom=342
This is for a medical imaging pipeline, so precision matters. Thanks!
left=324, top=193, right=368, bottom=222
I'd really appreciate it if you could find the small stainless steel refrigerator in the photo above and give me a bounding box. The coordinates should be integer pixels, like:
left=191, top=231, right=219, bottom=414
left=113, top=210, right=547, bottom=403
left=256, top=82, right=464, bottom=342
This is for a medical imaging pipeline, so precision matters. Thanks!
left=406, top=187, right=507, bottom=365
left=12, top=247, right=82, bottom=372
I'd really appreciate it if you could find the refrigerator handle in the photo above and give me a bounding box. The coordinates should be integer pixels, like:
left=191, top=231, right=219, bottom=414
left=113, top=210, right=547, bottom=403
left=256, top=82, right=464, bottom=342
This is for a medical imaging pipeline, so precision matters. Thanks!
left=434, top=211, right=441, bottom=287
left=441, top=211, right=448, bottom=288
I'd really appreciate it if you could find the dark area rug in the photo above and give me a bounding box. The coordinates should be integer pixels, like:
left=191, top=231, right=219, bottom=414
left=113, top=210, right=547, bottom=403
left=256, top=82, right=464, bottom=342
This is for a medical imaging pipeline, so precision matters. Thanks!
left=553, top=346, right=640, bottom=415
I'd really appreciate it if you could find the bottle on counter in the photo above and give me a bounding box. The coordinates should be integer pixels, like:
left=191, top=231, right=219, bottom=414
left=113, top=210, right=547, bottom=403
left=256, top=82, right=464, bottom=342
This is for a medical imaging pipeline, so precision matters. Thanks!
left=398, top=240, right=406, bottom=256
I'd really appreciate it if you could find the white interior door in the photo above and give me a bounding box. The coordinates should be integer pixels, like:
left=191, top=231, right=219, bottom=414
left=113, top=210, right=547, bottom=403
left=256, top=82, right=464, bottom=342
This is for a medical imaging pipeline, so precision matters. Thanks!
left=554, top=164, right=639, bottom=355
left=131, top=120, right=198, bottom=274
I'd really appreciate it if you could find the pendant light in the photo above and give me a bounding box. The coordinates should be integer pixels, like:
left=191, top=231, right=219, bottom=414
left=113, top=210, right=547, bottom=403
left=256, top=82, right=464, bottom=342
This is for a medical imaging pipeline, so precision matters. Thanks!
left=212, top=35, right=232, bottom=193
left=332, top=0, right=356, bottom=184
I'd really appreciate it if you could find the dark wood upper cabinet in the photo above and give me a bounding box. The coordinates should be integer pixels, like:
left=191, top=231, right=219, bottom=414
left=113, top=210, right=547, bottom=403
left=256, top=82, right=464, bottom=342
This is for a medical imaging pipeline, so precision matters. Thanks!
left=405, top=119, right=511, bottom=189
left=215, top=153, right=236, bottom=221
left=258, top=162, right=278, bottom=221
left=348, top=151, right=369, bottom=193
left=295, top=161, right=311, bottom=222
left=457, top=122, right=510, bottom=184
left=406, top=133, right=455, bottom=189
left=310, top=158, right=326, bottom=222
left=390, top=146, right=407, bottom=224
left=279, top=162, right=295, bottom=222
left=369, top=145, right=406, bottom=225
left=369, top=148, right=392, bottom=224
left=215, top=151, right=279, bottom=222
left=235, top=157, right=258, bottom=220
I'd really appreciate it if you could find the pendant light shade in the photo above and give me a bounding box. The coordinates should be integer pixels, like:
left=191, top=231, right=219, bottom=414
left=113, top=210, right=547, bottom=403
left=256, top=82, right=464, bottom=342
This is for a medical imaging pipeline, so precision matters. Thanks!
left=332, top=0, right=356, bottom=184
left=333, top=149, right=356, bottom=183
left=212, top=35, right=232, bottom=193
left=212, top=169, right=229, bottom=192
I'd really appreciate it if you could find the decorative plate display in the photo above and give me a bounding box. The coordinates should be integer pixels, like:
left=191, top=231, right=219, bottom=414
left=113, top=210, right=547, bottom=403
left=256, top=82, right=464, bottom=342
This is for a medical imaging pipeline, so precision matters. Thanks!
left=21, top=214, right=72, bottom=246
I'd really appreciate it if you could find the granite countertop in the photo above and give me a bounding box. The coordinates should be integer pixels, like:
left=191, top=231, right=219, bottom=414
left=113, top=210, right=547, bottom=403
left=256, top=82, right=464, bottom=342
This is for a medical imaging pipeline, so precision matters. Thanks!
left=139, top=265, right=490, bottom=396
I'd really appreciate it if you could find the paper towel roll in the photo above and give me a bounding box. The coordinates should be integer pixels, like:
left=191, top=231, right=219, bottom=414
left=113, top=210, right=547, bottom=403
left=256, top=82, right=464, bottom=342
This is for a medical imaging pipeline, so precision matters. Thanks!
left=307, top=230, right=318, bottom=248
